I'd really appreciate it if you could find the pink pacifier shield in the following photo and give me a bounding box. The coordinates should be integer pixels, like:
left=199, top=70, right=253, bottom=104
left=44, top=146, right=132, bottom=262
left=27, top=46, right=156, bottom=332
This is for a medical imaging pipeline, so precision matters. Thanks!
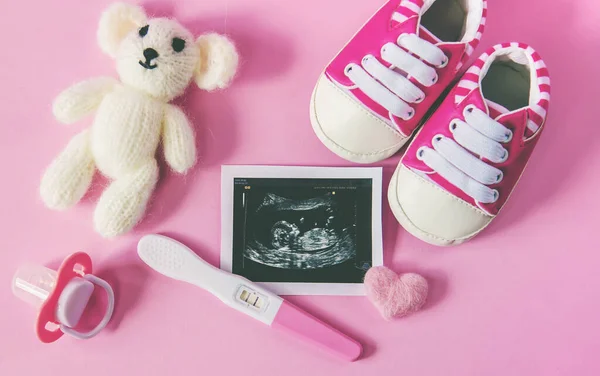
left=36, top=252, right=93, bottom=343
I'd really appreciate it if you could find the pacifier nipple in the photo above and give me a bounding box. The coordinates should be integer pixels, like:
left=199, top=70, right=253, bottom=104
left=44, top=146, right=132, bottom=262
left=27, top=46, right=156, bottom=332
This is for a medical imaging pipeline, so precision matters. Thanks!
left=12, top=264, right=58, bottom=308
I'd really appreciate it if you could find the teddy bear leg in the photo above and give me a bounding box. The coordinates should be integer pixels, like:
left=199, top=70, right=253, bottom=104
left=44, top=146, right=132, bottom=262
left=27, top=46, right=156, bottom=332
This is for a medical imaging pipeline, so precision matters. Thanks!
left=93, top=159, right=159, bottom=238
left=40, top=130, right=96, bottom=210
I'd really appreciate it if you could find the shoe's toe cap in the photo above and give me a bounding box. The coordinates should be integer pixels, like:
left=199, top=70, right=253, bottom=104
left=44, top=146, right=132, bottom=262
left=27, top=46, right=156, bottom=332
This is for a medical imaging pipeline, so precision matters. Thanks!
left=388, top=165, right=494, bottom=246
left=310, top=74, right=407, bottom=163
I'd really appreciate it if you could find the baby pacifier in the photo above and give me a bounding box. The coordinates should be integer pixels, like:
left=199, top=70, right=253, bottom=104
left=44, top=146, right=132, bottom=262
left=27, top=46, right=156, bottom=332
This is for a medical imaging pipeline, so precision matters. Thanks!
left=12, top=252, right=114, bottom=343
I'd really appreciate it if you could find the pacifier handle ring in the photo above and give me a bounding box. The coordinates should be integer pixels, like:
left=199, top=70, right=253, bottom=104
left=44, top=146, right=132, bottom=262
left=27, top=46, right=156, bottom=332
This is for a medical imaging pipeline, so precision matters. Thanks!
left=60, top=274, right=115, bottom=340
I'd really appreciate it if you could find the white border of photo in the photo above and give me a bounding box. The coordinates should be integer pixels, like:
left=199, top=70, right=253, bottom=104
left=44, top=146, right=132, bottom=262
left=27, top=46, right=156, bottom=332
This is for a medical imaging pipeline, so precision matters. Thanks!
left=220, top=165, right=383, bottom=296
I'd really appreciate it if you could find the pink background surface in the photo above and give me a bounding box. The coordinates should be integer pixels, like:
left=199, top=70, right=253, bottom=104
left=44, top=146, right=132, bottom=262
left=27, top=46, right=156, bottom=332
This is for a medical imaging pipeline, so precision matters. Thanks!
left=1, top=0, right=599, bottom=374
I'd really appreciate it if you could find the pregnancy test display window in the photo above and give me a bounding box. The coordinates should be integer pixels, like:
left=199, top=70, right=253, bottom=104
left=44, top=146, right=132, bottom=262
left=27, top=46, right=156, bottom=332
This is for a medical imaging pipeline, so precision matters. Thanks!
left=221, top=166, right=383, bottom=296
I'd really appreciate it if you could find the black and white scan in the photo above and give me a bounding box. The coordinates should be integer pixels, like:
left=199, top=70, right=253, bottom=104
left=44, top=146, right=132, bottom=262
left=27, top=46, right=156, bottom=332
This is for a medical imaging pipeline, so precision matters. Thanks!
left=231, top=178, right=374, bottom=284
left=245, top=192, right=356, bottom=269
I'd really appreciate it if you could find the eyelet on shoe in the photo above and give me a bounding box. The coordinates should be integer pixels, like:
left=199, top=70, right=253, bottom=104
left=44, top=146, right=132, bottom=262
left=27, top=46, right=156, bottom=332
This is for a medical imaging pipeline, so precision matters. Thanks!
left=449, top=119, right=459, bottom=133
left=431, top=73, right=439, bottom=85
left=362, top=55, right=372, bottom=65
left=495, top=171, right=504, bottom=183
left=492, top=189, right=500, bottom=203
left=498, top=148, right=509, bottom=163
left=405, top=108, right=415, bottom=120
left=503, top=130, right=514, bottom=143
left=432, top=134, right=444, bottom=144
left=416, top=146, right=427, bottom=160
left=463, top=104, right=476, bottom=117
left=413, top=94, right=425, bottom=104
left=344, top=64, right=355, bottom=76
left=437, top=56, right=449, bottom=68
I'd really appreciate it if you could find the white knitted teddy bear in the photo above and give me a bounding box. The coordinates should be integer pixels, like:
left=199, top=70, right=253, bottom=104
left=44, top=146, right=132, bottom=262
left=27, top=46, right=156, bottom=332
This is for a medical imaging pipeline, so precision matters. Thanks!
left=40, top=2, right=238, bottom=237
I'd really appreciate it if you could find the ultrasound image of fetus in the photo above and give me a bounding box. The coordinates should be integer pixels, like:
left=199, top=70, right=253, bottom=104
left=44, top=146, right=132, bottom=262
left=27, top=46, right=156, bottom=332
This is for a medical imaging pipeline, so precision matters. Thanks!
left=244, top=193, right=357, bottom=269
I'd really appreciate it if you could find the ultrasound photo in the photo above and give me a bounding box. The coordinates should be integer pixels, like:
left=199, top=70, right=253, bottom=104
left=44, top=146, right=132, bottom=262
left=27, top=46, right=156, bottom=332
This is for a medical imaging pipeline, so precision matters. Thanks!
left=221, top=166, right=383, bottom=295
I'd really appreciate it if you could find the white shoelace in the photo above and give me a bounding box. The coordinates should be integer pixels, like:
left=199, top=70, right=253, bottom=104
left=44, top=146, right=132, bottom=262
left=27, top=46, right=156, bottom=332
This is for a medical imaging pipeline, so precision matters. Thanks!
left=344, top=34, right=448, bottom=121
left=417, top=105, right=513, bottom=204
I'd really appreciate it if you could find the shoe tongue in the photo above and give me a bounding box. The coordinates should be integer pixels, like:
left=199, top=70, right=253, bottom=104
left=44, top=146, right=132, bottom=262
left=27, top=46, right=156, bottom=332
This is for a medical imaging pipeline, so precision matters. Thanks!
left=419, top=25, right=442, bottom=44
left=486, top=99, right=537, bottom=139
left=485, top=99, right=510, bottom=119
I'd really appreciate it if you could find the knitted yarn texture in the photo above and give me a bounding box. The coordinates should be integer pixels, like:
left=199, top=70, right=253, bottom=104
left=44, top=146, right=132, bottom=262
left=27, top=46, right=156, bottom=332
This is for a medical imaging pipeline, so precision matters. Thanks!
left=364, top=266, right=428, bottom=320
left=40, top=2, right=239, bottom=237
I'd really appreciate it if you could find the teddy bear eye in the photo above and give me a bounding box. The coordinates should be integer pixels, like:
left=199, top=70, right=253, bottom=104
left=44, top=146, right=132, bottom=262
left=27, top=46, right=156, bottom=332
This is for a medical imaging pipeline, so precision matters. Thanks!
left=172, top=38, right=186, bottom=52
left=139, top=25, right=149, bottom=37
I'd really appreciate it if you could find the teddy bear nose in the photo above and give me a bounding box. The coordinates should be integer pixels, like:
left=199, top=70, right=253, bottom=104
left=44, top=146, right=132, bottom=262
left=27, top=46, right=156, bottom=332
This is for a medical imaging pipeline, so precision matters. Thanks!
left=143, top=48, right=159, bottom=61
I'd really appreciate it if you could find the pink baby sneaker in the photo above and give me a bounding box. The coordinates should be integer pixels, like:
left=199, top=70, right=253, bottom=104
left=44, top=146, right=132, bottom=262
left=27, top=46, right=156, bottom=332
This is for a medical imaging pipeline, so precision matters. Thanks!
left=310, top=0, right=488, bottom=163
left=389, top=43, right=551, bottom=246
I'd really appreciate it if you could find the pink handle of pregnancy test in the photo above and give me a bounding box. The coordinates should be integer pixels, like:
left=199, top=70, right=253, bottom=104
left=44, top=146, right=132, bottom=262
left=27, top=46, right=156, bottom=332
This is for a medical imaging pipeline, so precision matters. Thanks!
left=271, top=301, right=363, bottom=361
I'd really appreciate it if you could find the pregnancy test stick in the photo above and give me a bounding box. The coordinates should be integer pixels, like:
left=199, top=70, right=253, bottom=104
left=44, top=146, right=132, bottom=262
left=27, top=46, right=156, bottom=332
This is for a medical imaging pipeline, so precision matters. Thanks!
left=137, top=234, right=362, bottom=361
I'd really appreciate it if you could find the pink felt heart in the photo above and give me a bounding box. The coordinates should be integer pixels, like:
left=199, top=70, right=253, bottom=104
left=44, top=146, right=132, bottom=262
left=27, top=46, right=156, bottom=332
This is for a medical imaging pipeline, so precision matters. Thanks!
left=365, top=266, right=428, bottom=320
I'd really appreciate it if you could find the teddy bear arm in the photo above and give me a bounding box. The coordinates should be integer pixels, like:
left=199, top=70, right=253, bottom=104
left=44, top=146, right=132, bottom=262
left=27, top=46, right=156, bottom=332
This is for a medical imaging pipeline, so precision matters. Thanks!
left=162, top=105, right=197, bottom=174
left=53, top=77, right=118, bottom=124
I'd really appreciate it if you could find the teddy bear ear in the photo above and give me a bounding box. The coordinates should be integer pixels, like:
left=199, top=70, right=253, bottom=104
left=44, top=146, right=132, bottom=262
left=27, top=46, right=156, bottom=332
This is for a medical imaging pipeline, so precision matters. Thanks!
left=97, top=2, right=148, bottom=57
left=195, top=33, right=239, bottom=91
